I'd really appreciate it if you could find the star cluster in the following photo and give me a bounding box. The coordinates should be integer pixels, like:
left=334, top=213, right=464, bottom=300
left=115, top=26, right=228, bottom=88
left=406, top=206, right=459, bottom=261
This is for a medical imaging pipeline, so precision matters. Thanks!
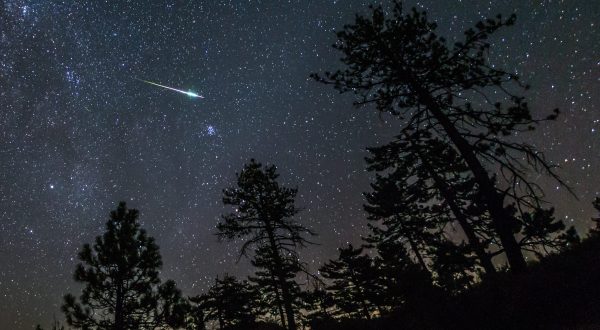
left=0, top=1, right=598, bottom=328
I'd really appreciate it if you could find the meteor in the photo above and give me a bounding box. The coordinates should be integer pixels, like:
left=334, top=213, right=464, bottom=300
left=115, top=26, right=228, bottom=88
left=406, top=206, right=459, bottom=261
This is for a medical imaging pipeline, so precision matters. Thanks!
left=135, top=78, right=204, bottom=98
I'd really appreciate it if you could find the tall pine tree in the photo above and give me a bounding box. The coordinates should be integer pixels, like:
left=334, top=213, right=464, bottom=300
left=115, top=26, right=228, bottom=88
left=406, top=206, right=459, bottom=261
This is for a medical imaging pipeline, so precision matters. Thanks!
left=62, top=202, right=187, bottom=330
left=313, top=1, right=573, bottom=272
left=364, top=132, right=498, bottom=278
left=217, top=159, right=315, bottom=330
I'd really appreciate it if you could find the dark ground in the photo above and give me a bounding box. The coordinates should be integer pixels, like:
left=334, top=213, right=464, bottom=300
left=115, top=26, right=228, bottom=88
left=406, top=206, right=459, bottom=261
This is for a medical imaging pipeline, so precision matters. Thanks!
left=308, top=235, right=600, bottom=330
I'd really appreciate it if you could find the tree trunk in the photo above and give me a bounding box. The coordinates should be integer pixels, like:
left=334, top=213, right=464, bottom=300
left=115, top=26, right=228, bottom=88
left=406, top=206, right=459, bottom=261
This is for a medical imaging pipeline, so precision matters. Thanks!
left=407, top=237, right=430, bottom=274
left=271, top=274, right=287, bottom=329
left=218, top=309, right=224, bottom=330
left=279, top=276, right=297, bottom=330
left=417, top=90, right=527, bottom=272
left=114, top=281, right=124, bottom=330
left=266, top=226, right=297, bottom=330
left=360, top=299, right=371, bottom=320
left=413, top=140, right=497, bottom=274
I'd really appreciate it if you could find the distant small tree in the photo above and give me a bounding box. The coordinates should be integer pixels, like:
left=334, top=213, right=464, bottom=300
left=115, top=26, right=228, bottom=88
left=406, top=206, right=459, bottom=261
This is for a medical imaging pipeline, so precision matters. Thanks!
left=319, top=244, right=379, bottom=319
left=62, top=202, right=187, bottom=330
left=218, top=159, right=315, bottom=330
left=193, top=275, right=256, bottom=330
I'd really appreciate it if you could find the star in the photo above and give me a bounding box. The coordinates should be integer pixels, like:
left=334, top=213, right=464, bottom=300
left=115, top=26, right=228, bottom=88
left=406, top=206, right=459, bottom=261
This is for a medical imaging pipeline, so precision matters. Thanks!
left=0, top=1, right=598, bottom=328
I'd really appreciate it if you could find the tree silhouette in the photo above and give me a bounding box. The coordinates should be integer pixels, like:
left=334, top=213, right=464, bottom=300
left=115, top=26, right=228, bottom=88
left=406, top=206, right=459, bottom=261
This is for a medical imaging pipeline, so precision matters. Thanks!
left=35, top=316, right=66, bottom=330
left=591, top=198, right=600, bottom=235
left=300, top=282, right=335, bottom=327
left=62, top=202, right=187, bottom=330
left=248, top=245, right=302, bottom=327
left=370, top=239, right=432, bottom=311
left=217, top=159, right=315, bottom=330
left=192, top=275, right=256, bottom=329
left=428, top=239, right=478, bottom=294
left=185, top=296, right=206, bottom=330
left=313, top=1, right=572, bottom=273
left=365, top=132, right=497, bottom=276
left=365, top=130, right=577, bottom=281
left=363, top=150, right=436, bottom=273
left=518, top=207, right=579, bottom=257
left=319, top=244, right=379, bottom=319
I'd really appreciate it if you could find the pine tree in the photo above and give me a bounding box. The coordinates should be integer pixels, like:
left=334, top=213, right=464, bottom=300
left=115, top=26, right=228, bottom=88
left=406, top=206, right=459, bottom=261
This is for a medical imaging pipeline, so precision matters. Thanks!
left=62, top=202, right=187, bottom=330
left=518, top=207, right=579, bottom=257
left=313, top=1, right=573, bottom=273
left=319, top=244, right=379, bottom=319
left=371, top=239, right=431, bottom=312
left=192, top=275, right=256, bottom=329
left=363, top=148, right=439, bottom=273
left=186, top=296, right=206, bottom=330
left=300, top=282, right=334, bottom=327
left=591, top=198, right=600, bottom=235
left=365, top=132, right=498, bottom=275
left=248, top=245, right=301, bottom=327
left=428, top=239, right=478, bottom=294
left=217, top=159, right=315, bottom=330
left=35, top=316, right=66, bottom=330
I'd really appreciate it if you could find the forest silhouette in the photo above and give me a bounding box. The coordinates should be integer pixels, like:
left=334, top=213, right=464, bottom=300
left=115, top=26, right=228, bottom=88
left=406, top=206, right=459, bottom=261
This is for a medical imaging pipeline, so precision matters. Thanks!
left=37, top=2, right=600, bottom=330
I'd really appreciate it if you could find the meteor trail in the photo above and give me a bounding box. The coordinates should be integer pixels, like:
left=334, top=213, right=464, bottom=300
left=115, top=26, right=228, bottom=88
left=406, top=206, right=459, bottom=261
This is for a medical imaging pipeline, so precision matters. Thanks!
left=135, top=78, right=204, bottom=98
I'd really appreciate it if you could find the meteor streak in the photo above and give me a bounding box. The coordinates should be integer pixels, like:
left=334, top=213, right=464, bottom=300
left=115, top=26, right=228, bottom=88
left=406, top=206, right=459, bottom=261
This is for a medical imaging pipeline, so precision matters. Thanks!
left=135, top=78, right=204, bottom=98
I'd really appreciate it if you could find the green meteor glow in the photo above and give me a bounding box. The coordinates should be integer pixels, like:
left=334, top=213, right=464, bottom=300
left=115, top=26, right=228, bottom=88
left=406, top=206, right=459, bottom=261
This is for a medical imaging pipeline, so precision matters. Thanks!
left=135, top=78, right=204, bottom=99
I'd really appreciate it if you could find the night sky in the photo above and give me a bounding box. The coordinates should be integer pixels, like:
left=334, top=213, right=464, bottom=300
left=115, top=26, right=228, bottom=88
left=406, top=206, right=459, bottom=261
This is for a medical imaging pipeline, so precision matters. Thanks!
left=1, top=1, right=598, bottom=328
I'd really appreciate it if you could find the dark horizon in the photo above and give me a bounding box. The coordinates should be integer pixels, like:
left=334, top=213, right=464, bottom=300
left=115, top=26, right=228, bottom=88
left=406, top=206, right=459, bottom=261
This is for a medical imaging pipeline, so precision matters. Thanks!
left=1, top=1, right=599, bottom=329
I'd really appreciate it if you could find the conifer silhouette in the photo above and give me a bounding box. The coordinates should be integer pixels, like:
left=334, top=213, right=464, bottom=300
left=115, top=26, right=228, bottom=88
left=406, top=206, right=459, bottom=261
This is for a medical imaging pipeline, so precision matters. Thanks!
left=218, top=159, right=315, bottom=330
left=592, top=198, right=600, bottom=235
left=191, top=275, right=256, bottom=329
left=313, top=1, right=573, bottom=272
left=248, top=245, right=302, bottom=328
left=61, top=202, right=187, bottom=330
left=365, top=132, right=497, bottom=276
left=319, top=244, right=379, bottom=319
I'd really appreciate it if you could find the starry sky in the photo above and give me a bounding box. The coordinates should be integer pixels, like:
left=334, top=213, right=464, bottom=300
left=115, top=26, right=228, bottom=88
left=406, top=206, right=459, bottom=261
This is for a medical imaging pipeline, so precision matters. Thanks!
left=0, top=0, right=598, bottom=328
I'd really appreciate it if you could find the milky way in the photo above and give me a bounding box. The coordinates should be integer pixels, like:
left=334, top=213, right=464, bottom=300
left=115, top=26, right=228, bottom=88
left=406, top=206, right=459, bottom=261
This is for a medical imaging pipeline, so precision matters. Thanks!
left=0, top=1, right=598, bottom=328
